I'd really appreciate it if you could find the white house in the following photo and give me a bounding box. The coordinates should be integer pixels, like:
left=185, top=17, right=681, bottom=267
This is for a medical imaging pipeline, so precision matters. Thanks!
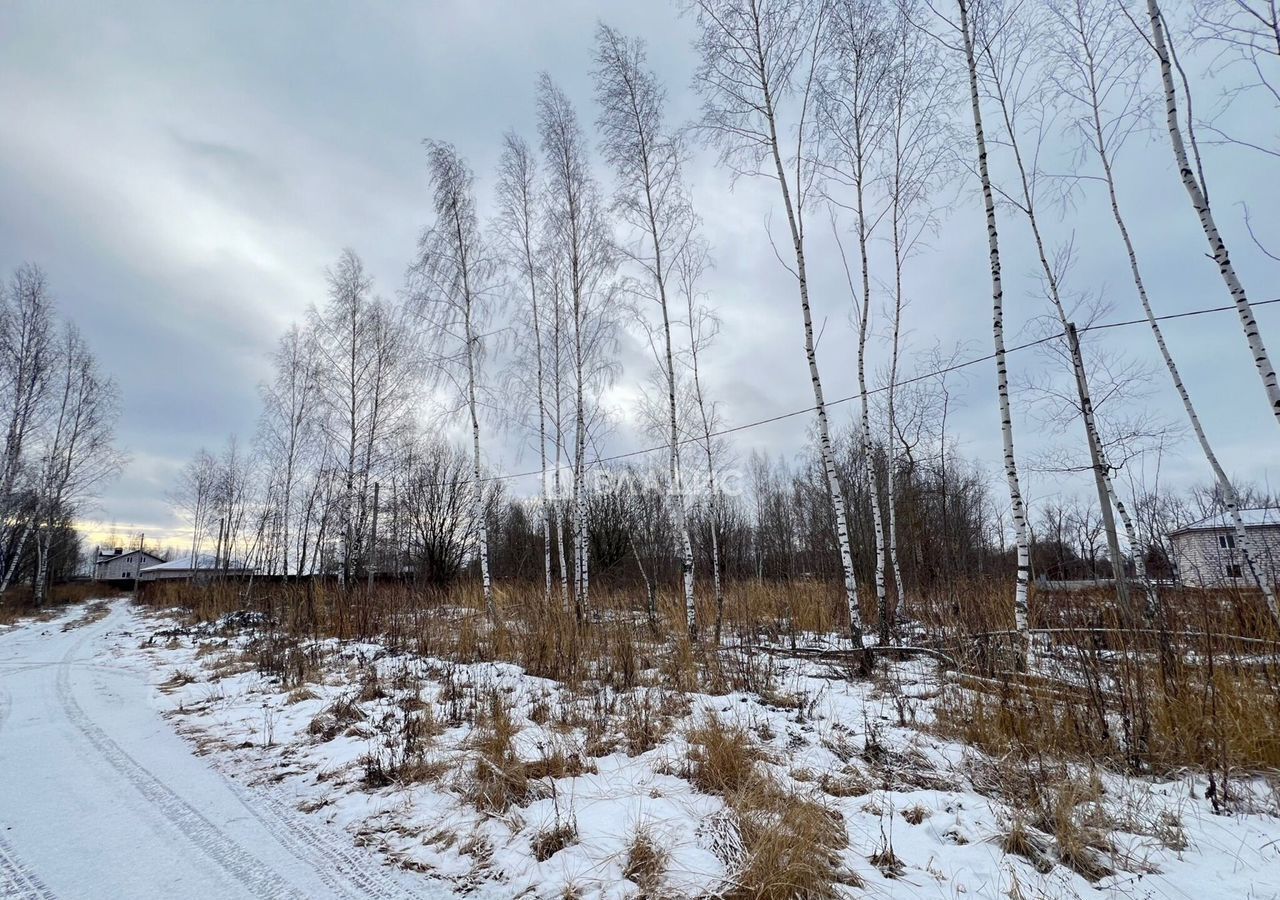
left=1168, top=509, right=1280, bottom=589
left=138, top=553, right=254, bottom=583
left=93, top=547, right=165, bottom=585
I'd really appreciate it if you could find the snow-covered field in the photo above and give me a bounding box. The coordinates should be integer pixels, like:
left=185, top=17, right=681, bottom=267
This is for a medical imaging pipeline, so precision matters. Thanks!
left=3, top=599, right=1279, bottom=899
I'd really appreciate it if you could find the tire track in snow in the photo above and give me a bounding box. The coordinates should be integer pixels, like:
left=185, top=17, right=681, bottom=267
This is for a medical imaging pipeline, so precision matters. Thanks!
left=0, top=663, right=44, bottom=680
left=0, top=833, right=57, bottom=900
left=63, top=608, right=432, bottom=900
left=0, top=661, right=137, bottom=680
left=217, top=774, right=426, bottom=900
left=55, top=613, right=305, bottom=900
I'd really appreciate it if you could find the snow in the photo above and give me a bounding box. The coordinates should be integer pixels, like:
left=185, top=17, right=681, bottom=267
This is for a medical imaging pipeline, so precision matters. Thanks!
left=140, top=553, right=249, bottom=573
left=1172, top=507, right=1280, bottom=532
left=0, top=601, right=452, bottom=899
left=3, top=600, right=1279, bottom=899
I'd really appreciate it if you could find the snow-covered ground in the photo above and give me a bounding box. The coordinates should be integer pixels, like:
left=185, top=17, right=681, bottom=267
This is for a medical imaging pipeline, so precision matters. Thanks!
left=0, top=601, right=452, bottom=900
left=3, top=599, right=1279, bottom=899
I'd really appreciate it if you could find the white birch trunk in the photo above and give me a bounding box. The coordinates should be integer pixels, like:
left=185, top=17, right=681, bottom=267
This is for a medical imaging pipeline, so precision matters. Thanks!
left=682, top=264, right=726, bottom=642
left=656, top=264, right=695, bottom=641
left=759, top=72, right=864, bottom=644
left=958, top=0, right=1030, bottom=633
left=552, top=314, right=572, bottom=611
left=0, top=521, right=31, bottom=595
left=555, top=471, right=571, bottom=611
left=533, top=311, right=553, bottom=606
left=33, top=537, right=47, bottom=609
left=33, top=529, right=49, bottom=607
left=854, top=176, right=891, bottom=645
left=708, top=499, right=724, bottom=639
left=886, top=226, right=906, bottom=619
left=1066, top=323, right=1137, bottom=622
left=658, top=275, right=696, bottom=642
left=523, top=219, right=554, bottom=605
left=633, top=536, right=658, bottom=632
left=644, top=176, right=696, bottom=640
left=1146, top=0, right=1280, bottom=424
left=464, top=300, right=495, bottom=619
left=573, top=334, right=589, bottom=620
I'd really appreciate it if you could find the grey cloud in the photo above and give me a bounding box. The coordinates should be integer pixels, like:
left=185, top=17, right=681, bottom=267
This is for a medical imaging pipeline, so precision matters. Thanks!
left=0, top=0, right=1276, bottom=545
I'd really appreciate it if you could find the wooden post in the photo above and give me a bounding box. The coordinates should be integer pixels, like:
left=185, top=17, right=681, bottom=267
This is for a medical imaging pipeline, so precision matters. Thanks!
left=214, top=517, right=225, bottom=582
left=1066, top=323, right=1134, bottom=622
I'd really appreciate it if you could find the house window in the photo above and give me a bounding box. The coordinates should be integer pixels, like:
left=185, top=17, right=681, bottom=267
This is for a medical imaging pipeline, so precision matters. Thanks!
left=1218, top=534, right=1236, bottom=549
left=1225, top=564, right=1243, bottom=579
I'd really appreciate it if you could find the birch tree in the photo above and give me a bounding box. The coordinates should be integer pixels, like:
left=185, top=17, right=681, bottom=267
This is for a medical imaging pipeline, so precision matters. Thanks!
left=1050, top=0, right=1279, bottom=619
left=545, top=250, right=574, bottom=608
left=258, top=323, right=323, bottom=577
left=312, top=250, right=415, bottom=586
left=689, top=0, right=867, bottom=650
left=1142, top=0, right=1280, bottom=425
left=594, top=23, right=699, bottom=640
left=496, top=132, right=555, bottom=604
left=880, top=0, right=952, bottom=620
left=210, top=436, right=252, bottom=573
left=172, top=448, right=217, bottom=572
left=676, top=239, right=729, bottom=642
left=821, top=0, right=895, bottom=643
left=414, top=140, right=498, bottom=619
left=537, top=74, right=618, bottom=622
left=0, top=265, right=54, bottom=596
left=30, top=325, right=123, bottom=604
left=954, top=0, right=1032, bottom=633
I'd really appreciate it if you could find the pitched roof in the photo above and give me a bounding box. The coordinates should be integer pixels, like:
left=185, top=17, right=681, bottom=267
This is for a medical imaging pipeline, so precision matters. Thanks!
left=1169, top=508, right=1280, bottom=535
left=94, top=549, right=164, bottom=566
left=139, top=553, right=252, bottom=573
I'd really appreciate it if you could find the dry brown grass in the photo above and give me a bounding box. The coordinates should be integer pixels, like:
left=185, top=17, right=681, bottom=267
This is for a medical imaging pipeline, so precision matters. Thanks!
left=160, top=668, right=199, bottom=693
left=684, top=713, right=849, bottom=898
left=935, top=642, right=1280, bottom=774
left=140, top=577, right=1280, bottom=780
left=995, top=814, right=1053, bottom=873
left=622, top=826, right=668, bottom=894
left=463, top=689, right=530, bottom=812
left=685, top=715, right=771, bottom=796
left=530, top=820, right=578, bottom=862
left=308, top=694, right=366, bottom=742
left=901, top=803, right=930, bottom=825
left=727, top=793, right=851, bottom=899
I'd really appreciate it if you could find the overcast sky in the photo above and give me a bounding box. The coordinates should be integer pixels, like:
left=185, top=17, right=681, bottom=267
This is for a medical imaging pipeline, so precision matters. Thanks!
left=2, top=0, right=1277, bottom=548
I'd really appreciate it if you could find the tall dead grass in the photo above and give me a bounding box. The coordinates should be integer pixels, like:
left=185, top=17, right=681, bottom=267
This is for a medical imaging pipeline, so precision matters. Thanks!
left=934, top=589, right=1280, bottom=783
left=685, top=714, right=850, bottom=898
left=137, top=575, right=1280, bottom=793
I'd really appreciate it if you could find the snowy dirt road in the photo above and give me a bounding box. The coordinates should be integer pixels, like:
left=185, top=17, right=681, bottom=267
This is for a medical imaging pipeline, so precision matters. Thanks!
left=0, top=602, right=445, bottom=900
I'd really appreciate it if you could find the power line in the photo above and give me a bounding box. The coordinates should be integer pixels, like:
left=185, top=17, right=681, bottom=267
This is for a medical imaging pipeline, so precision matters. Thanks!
left=477, top=295, right=1280, bottom=486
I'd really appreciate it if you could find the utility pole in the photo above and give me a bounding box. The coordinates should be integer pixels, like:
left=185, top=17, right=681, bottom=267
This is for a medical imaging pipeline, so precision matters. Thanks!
left=1066, top=323, right=1134, bottom=623
left=215, top=517, right=225, bottom=579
